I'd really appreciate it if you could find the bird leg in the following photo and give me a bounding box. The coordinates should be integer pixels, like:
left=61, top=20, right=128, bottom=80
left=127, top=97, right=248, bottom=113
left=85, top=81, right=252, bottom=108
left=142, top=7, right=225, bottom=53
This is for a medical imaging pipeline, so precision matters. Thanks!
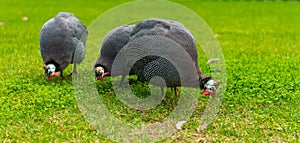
left=118, top=75, right=126, bottom=87
left=60, top=71, right=64, bottom=79
left=72, top=64, right=77, bottom=74
left=161, top=87, right=166, bottom=101
left=173, top=87, right=179, bottom=96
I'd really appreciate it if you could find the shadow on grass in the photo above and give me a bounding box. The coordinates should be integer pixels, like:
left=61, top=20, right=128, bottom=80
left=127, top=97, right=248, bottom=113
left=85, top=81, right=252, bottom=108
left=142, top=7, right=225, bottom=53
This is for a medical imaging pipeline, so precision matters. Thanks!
left=95, top=76, right=182, bottom=125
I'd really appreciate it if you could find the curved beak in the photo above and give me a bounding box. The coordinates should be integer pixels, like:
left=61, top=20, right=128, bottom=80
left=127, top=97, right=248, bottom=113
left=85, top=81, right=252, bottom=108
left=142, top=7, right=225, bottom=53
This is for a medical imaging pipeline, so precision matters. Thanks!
left=96, top=76, right=104, bottom=82
left=95, top=71, right=110, bottom=82
left=47, top=75, right=52, bottom=81
left=202, top=89, right=217, bottom=99
left=47, top=72, right=59, bottom=81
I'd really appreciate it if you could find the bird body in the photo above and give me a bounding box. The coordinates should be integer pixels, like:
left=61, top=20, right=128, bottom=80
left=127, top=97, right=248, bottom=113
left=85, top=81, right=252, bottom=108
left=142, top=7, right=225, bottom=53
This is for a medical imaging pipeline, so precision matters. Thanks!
left=128, top=18, right=211, bottom=88
left=40, top=12, right=87, bottom=79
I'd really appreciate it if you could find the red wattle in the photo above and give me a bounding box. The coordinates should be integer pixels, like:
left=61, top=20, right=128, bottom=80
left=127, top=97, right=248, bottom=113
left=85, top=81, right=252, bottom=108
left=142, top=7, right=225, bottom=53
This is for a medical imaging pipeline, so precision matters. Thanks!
left=53, top=72, right=59, bottom=77
left=202, top=90, right=211, bottom=95
left=103, top=72, right=110, bottom=77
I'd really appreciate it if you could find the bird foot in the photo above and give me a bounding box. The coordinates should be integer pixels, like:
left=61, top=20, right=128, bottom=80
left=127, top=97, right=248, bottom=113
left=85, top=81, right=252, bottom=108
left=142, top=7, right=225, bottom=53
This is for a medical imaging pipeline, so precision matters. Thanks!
left=174, top=87, right=179, bottom=96
left=161, top=96, right=166, bottom=101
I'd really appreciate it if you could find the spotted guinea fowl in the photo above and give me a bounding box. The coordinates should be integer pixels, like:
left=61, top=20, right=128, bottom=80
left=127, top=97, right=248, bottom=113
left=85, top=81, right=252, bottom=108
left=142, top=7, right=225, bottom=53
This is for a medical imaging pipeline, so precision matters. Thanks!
left=94, top=25, right=135, bottom=81
left=125, top=18, right=220, bottom=97
left=122, top=35, right=204, bottom=100
left=40, top=12, right=88, bottom=80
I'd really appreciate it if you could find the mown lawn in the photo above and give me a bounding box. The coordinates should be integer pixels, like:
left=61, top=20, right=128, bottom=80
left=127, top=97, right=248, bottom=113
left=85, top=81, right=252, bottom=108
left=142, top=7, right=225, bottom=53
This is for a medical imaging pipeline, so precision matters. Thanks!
left=0, top=0, right=299, bottom=142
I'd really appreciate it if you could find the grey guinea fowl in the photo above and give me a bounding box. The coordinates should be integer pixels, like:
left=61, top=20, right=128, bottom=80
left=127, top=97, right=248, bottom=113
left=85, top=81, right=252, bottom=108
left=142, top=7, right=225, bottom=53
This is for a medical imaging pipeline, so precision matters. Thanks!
left=127, top=18, right=220, bottom=98
left=40, top=12, right=88, bottom=80
left=94, top=24, right=135, bottom=81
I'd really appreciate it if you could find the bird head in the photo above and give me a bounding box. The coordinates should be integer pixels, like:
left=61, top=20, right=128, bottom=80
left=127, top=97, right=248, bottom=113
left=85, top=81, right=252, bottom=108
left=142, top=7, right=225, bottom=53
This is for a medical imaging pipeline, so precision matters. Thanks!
left=44, top=64, right=59, bottom=80
left=202, top=79, right=220, bottom=98
left=95, top=66, right=110, bottom=82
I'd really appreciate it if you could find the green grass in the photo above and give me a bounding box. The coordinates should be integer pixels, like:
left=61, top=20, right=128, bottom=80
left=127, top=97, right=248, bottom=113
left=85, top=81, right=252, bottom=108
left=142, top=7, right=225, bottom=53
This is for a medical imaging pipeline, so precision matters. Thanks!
left=0, top=0, right=299, bottom=142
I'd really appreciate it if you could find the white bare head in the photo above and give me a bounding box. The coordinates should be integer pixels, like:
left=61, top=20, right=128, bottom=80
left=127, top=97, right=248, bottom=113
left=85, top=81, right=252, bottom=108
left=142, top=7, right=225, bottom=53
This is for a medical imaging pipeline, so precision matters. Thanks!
left=202, top=79, right=220, bottom=98
left=95, top=66, right=110, bottom=81
left=44, top=64, right=58, bottom=80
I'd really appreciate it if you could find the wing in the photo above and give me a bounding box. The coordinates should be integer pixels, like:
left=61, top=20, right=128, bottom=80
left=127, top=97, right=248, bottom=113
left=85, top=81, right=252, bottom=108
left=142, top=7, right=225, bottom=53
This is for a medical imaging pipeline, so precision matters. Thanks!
left=94, top=25, right=134, bottom=73
left=72, top=38, right=85, bottom=64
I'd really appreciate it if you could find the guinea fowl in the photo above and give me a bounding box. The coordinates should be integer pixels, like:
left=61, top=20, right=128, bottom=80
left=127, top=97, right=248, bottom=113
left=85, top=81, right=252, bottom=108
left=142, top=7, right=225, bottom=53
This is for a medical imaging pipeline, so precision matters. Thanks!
left=94, top=25, right=135, bottom=81
left=126, top=18, right=220, bottom=98
left=95, top=18, right=219, bottom=97
left=40, top=12, right=88, bottom=80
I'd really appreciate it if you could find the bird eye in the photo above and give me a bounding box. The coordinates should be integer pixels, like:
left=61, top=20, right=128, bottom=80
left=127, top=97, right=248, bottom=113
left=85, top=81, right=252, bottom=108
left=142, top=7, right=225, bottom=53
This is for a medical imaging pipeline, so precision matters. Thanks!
left=99, top=70, right=104, bottom=75
left=95, top=67, right=104, bottom=75
left=209, top=86, right=216, bottom=92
